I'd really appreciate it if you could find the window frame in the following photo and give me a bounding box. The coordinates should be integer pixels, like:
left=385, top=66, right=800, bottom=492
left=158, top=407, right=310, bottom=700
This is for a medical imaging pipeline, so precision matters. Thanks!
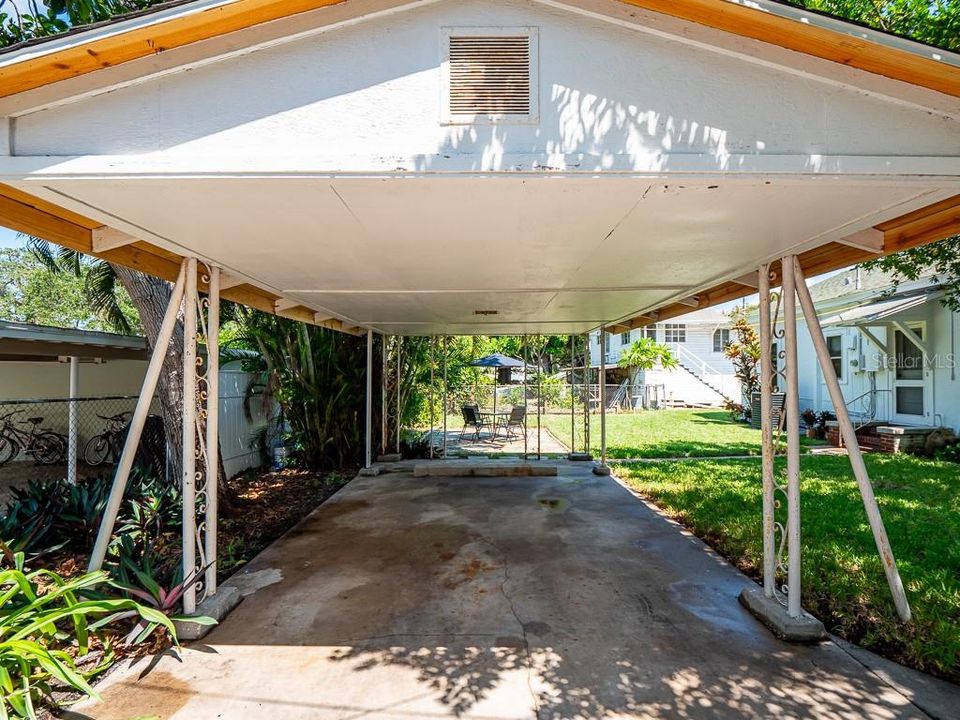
left=712, top=328, right=731, bottom=353
left=664, top=323, right=686, bottom=343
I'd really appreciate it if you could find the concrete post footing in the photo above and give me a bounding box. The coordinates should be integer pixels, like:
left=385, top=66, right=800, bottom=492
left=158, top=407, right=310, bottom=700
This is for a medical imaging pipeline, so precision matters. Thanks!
left=174, top=586, right=243, bottom=641
left=568, top=452, right=593, bottom=461
left=738, top=586, right=826, bottom=642
left=592, top=463, right=612, bottom=476
left=377, top=453, right=403, bottom=462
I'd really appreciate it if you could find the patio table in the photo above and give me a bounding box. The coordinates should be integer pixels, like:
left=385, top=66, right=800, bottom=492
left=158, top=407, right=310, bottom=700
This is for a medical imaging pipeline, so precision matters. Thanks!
left=479, top=410, right=511, bottom=439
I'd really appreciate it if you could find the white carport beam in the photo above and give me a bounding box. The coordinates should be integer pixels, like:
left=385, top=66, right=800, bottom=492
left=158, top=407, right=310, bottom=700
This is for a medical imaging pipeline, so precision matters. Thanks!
left=89, top=259, right=187, bottom=572
left=91, top=226, right=137, bottom=253
left=837, top=228, right=885, bottom=253
left=794, top=262, right=912, bottom=622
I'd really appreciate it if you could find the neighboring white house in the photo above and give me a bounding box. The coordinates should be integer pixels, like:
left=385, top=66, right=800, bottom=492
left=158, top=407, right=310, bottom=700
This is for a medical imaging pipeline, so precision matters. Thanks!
left=589, top=308, right=739, bottom=407
left=0, top=320, right=272, bottom=478
left=795, top=267, right=959, bottom=449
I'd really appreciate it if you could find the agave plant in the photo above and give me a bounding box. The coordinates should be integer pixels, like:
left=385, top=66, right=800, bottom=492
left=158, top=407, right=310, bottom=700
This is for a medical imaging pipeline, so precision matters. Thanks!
left=0, top=545, right=178, bottom=719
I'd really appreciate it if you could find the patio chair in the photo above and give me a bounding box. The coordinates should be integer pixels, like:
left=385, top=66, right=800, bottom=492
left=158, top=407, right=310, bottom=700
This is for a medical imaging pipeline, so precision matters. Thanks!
left=459, top=405, right=492, bottom=440
left=499, top=405, right=527, bottom=440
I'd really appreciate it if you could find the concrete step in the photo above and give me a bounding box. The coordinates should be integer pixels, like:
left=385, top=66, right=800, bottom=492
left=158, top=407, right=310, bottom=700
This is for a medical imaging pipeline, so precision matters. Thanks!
left=413, top=462, right=558, bottom=478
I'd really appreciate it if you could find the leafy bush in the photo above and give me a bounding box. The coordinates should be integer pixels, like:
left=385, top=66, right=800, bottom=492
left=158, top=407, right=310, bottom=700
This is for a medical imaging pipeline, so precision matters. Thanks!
left=0, top=546, right=178, bottom=719
left=0, top=472, right=180, bottom=561
left=934, top=442, right=960, bottom=464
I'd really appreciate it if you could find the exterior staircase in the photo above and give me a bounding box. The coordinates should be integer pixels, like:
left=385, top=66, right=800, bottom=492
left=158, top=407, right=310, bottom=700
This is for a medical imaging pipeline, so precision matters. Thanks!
left=670, top=345, right=736, bottom=404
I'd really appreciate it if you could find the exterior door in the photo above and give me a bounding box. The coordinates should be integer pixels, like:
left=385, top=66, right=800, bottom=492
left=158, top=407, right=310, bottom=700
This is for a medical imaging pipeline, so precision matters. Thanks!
left=891, top=325, right=930, bottom=424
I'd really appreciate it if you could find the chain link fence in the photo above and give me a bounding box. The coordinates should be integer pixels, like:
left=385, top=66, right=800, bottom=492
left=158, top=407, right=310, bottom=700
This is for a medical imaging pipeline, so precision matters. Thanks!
left=0, top=396, right=165, bottom=507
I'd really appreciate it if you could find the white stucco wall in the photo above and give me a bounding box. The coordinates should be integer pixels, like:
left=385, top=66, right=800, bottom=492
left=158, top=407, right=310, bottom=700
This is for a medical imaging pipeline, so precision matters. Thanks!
left=13, top=0, right=959, bottom=166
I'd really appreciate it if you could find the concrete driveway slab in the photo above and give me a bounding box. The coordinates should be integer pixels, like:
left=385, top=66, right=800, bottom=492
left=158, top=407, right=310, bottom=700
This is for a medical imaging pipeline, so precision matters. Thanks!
left=71, top=462, right=950, bottom=719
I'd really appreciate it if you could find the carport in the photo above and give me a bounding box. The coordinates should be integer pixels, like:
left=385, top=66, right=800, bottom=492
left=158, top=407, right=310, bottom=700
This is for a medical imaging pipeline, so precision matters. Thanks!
left=0, top=0, right=958, bottom=699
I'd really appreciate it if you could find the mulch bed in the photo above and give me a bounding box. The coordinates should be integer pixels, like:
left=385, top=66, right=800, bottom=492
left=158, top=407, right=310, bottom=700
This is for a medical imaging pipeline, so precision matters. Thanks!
left=216, top=467, right=352, bottom=581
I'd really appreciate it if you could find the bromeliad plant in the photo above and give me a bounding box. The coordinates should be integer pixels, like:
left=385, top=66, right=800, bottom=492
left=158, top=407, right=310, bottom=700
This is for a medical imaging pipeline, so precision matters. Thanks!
left=0, top=545, right=178, bottom=719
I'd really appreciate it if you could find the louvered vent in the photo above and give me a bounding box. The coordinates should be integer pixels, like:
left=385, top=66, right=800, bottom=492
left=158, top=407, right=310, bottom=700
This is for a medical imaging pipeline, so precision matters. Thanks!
left=447, top=34, right=532, bottom=118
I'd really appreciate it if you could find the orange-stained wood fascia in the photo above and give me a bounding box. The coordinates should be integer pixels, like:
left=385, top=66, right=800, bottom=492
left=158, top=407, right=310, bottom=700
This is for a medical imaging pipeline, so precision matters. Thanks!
left=0, top=0, right=957, bottom=99
left=0, top=183, right=355, bottom=334
left=623, top=194, right=960, bottom=327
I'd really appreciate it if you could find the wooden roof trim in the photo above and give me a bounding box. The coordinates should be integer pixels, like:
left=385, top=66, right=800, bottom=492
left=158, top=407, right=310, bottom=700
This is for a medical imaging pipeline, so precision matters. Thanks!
left=0, top=183, right=356, bottom=334
left=0, top=0, right=957, bottom=100
left=622, top=194, right=960, bottom=326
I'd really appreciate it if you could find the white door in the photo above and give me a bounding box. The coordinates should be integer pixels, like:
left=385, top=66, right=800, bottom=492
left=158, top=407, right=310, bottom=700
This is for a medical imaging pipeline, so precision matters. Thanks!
left=891, top=325, right=931, bottom=424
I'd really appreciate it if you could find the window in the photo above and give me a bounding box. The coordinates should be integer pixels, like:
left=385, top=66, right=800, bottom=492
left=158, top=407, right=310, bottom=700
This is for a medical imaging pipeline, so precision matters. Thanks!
left=620, top=331, right=631, bottom=345
left=643, top=325, right=657, bottom=341
left=826, top=335, right=843, bottom=380
left=603, top=333, right=610, bottom=352
left=442, top=28, right=538, bottom=124
left=713, top=328, right=731, bottom=352
left=664, top=324, right=686, bottom=343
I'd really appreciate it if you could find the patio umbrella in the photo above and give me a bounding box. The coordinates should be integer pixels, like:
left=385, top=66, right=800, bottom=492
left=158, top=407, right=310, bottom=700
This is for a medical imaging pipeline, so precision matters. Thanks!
left=468, top=354, right=525, bottom=422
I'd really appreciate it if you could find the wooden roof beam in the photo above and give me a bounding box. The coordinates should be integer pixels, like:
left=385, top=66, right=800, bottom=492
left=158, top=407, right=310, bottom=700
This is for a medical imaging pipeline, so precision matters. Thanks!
left=91, top=226, right=137, bottom=253
left=836, top=228, right=885, bottom=254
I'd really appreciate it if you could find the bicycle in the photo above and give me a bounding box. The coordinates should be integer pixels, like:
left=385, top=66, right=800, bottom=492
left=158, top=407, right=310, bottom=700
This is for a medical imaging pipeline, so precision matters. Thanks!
left=83, top=411, right=132, bottom=466
left=0, top=410, right=67, bottom=466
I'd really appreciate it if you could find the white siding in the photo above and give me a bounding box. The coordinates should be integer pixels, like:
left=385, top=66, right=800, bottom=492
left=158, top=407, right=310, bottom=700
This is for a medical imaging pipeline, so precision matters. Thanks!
left=797, top=303, right=960, bottom=432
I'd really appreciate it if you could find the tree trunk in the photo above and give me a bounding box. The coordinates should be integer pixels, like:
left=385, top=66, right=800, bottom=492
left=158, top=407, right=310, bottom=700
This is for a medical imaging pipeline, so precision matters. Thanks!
left=111, top=265, right=238, bottom=514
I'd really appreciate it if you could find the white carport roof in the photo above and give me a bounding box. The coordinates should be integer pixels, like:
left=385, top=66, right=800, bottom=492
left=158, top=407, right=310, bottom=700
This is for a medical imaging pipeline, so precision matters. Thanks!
left=0, top=0, right=957, bottom=336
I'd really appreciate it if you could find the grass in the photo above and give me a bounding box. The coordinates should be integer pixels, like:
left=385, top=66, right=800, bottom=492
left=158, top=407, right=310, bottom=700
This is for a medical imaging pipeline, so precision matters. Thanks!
left=540, top=408, right=822, bottom=458
left=615, top=454, right=960, bottom=681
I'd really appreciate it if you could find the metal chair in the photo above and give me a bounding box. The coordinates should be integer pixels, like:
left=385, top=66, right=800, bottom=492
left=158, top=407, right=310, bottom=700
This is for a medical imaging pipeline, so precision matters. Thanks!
left=499, top=405, right=527, bottom=440
left=459, top=405, right=492, bottom=440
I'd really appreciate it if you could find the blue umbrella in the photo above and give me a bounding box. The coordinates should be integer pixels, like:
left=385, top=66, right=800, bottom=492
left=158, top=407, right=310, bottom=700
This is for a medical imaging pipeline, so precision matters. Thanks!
left=468, top=354, right=525, bottom=424
left=468, top=353, right=525, bottom=368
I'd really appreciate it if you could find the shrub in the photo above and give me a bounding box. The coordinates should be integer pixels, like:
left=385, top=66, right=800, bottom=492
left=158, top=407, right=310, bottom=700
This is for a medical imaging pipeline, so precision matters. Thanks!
left=934, top=441, right=960, bottom=464
left=0, top=545, right=178, bottom=719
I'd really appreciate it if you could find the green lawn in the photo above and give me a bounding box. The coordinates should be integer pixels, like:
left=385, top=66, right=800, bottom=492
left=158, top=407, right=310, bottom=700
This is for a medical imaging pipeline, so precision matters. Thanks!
left=541, top=408, right=821, bottom=458
left=616, top=454, right=960, bottom=681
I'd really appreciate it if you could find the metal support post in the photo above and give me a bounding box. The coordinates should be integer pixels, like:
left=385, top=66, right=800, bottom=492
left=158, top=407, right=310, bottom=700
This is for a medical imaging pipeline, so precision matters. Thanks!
left=381, top=336, right=387, bottom=456
left=67, top=356, right=79, bottom=485
left=442, top=336, right=448, bottom=457
left=523, top=334, right=529, bottom=458
left=570, top=335, right=575, bottom=452
left=758, top=264, right=776, bottom=599
left=204, top=265, right=220, bottom=598
left=429, top=337, right=435, bottom=459
left=89, top=260, right=187, bottom=572
left=365, top=330, right=373, bottom=468
left=781, top=256, right=802, bottom=618
left=182, top=258, right=199, bottom=615
left=395, top=337, right=401, bottom=454
left=794, top=263, right=912, bottom=621
left=599, top=327, right=607, bottom=468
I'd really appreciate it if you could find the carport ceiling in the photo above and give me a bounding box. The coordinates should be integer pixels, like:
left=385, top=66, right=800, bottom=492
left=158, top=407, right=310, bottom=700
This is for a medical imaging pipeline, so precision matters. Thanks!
left=21, top=176, right=950, bottom=335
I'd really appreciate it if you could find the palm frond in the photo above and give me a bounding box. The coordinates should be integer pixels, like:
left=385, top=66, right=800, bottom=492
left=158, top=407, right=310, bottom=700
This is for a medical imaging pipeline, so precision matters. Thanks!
left=83, top=260, right=133, bottom=335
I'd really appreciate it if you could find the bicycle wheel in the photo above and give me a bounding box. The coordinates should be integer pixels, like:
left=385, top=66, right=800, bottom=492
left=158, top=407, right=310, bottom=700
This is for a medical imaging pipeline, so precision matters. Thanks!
left=83, top=434, right=111, bottom=466
left=0, top=434, right=17, bottom=466
left=33, top=432, right=66, bottom=465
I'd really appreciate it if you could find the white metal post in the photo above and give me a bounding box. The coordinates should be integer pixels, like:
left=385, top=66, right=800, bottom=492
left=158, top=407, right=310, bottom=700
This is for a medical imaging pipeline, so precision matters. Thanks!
left=794, top=263, right=912, bottom=621
left=523, top=335, right=529, bottom=458
left=89, top=260, right=188, bottom=572
left=758, top=264, right=776, bottom=598
left=182, top=258, right=199, bottom=615
left=67, top=356, right=79, bottom=485
left=781, top=256, right=802, bottom=618
left=429, top=336, right=435, bottom=460
left=381, top=336, right=387, bottom=456
left=365, top=330, right=373, bottom=468
left=583, top=332, right=590, bottom=453
left=599, top=327, right=607, bottom=467
left=442, top=336, right=448, bottom=457
left=395, top=337, right=401, bottom=454
left=570, top=335, right=575, bottom=452
left=204, top=266, right=220, bottom=599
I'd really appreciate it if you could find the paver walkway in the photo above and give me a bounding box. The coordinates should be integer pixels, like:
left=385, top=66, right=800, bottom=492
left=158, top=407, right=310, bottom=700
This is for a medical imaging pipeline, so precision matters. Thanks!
left=73, top=461, right=956, bottom=719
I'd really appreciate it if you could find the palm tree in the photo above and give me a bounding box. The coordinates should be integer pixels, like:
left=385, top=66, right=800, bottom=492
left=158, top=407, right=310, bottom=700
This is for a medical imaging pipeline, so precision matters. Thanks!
left=27, top=238, right=186, bottom=485
left=617, top=337, right=678, bottom=409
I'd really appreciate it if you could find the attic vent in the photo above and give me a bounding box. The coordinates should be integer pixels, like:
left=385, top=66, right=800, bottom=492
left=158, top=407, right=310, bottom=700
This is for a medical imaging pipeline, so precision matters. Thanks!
left=442, top=27, right=538, bottom=124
